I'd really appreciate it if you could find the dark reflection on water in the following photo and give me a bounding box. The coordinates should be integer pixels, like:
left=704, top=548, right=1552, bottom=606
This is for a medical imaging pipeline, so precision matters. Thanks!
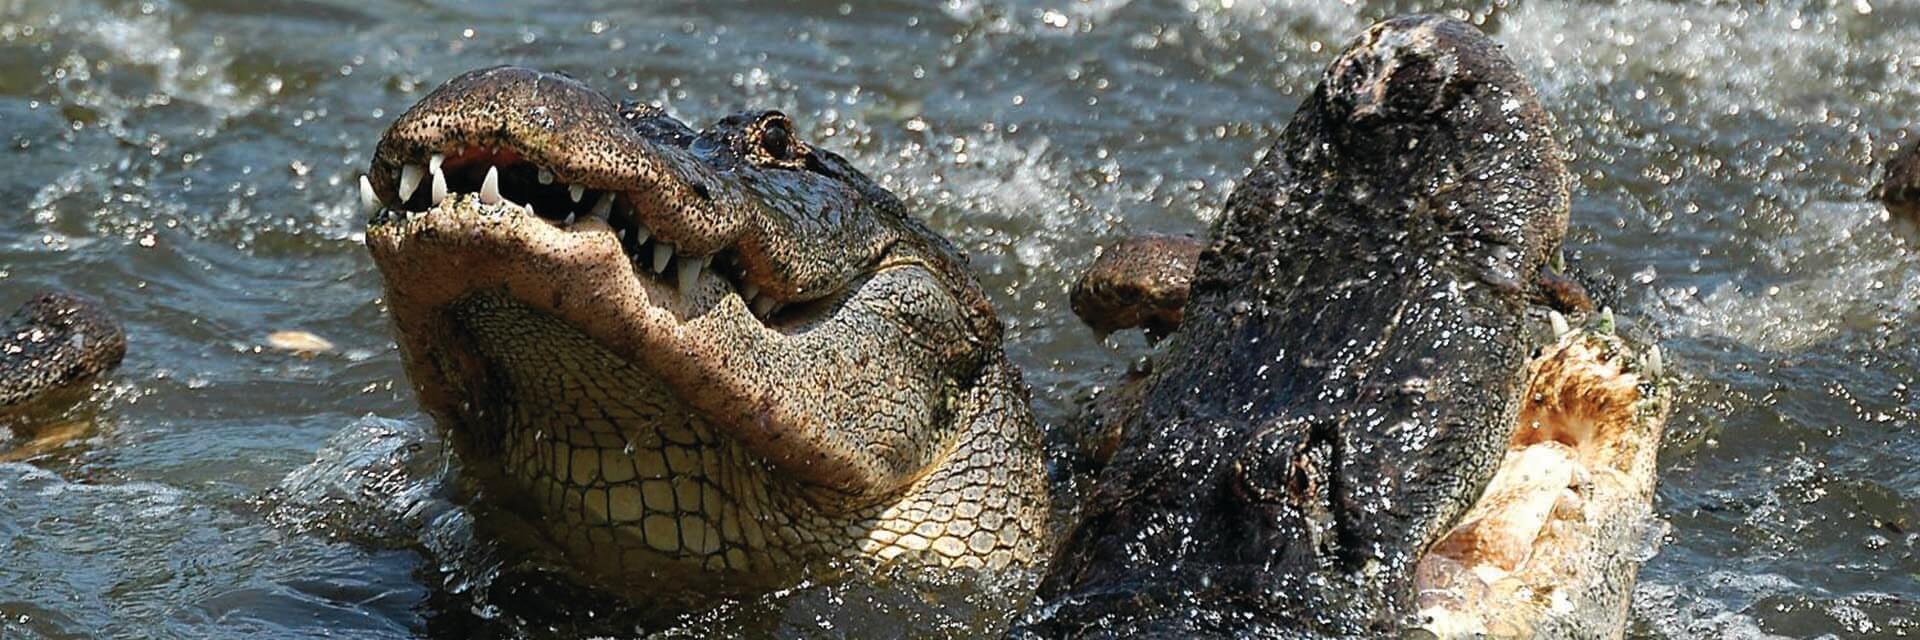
left=0, top=0, right=1914, bottom=637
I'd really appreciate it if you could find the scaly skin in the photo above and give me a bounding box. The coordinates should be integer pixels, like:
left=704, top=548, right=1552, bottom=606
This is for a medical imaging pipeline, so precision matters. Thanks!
left=361, top=67, right=1047, bottom=600
left=1025, top=15, right=1575, bottom=636
left=0, top=291, right=125, bottom=414
left=1035, top=16, right=1671, bottom=638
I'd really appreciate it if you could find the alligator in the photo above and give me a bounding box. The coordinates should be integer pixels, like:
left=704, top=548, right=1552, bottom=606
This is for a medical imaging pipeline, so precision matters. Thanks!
left=358, top=66, right=1049, bottom=602
left=0, top=291, right=125, bottom=416
left=1022, top=15, right=1670, bottom=637
left=355, top=14, right=1669, bottom=637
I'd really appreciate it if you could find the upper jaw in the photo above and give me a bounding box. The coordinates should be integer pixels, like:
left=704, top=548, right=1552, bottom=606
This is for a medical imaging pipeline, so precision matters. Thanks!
left=359, top=65, right=790, bottom=317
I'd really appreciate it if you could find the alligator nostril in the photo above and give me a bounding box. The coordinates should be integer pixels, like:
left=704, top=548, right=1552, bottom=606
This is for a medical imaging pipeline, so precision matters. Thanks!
left=690, top=182, right=711, bottom=201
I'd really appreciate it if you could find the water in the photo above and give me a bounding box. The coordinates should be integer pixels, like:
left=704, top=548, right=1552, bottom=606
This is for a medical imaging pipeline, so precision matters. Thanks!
left=0, top=0, right=1914, bottom=637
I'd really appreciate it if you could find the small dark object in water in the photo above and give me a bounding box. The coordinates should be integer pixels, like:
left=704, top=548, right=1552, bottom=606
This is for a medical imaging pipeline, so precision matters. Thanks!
left=0, top=291, right=126, bottom=412
left=1871, top=134, right=1920, bottom=241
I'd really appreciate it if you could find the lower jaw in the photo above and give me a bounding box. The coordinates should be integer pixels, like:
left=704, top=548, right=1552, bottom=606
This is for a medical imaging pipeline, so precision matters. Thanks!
left=1412, top=330, right=1667, bottom=635
left=426, top=291, right=856, bottom=593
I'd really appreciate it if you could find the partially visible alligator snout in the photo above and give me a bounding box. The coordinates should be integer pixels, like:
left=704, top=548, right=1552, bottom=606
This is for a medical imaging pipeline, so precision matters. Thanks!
left=0, top=291, right=125, bottom=414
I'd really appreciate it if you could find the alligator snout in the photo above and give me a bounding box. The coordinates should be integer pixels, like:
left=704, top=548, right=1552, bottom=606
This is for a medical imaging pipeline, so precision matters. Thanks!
left=365, top=66, right=905, bottom=315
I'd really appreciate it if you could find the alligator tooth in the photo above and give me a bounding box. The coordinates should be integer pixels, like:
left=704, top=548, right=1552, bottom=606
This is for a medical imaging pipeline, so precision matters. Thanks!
left=569, top=184, right=587, bottom=203
left=631, top=221, right=651, bottom=244
left=1548, top=310, right=1571, bottom=337
left=590, top=192, right=615, bottom=221
left=752, top=297, right=777, bottom=317
left=1598, top=307, right=1616, bottom=335
left=678, top=255, right=708, bottom=292
left=618, top=228, right=627, bottom=241
left=479, top=166, right=502, bottom=204
left=398, top=164, right=425, bottom=202
left=652, top=243, right=673, bottom=274
left=430, top=169, right=448, bottom=205
left=564, top=212, right=577, bottom=226
left=358, top=175, right=379, bottom=214
left=538, top=168, right=554, bottom=184
left=428, top=153, right=444, bottom=173
left=742, top=283, right=760, bottom=302
left=1646, top=344, right=1664, bottom=378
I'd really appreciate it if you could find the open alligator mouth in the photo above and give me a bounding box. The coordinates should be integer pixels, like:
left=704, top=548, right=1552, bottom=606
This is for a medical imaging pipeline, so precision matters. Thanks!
left=362, top=114, right=785, bottom=319
left=359, top=67, right=1048, bottom=593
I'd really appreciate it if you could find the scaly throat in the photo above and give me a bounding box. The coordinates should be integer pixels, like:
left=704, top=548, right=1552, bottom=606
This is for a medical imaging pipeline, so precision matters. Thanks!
left=437, top=291, right=886, bottom=588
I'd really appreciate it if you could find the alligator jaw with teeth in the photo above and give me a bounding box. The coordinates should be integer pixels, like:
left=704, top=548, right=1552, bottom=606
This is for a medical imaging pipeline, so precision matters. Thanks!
left=360, top=66, right=1049, bottom=605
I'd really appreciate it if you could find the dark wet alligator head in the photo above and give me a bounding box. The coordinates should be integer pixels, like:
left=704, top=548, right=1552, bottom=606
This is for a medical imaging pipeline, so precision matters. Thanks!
left=1027, top=15, right=1575, bottom=636
left=361, top=67, right=1048, bottom=596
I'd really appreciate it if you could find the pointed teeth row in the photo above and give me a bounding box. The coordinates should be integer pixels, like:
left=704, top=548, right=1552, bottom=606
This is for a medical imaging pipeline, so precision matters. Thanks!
left=398, top=164, right=424, bottom=202
left=430, top=161, right=448, bottom=205
left=590, top=192, right=615, bottom=221
left=652, top=243, right=673, bottom=274
left=678, top=256, right=710, bottom=292
left=619, top=229, right=776, bottom=318
left=480, top=166, right=502, bottom=204
left=358, top=175, right=379, bottom=215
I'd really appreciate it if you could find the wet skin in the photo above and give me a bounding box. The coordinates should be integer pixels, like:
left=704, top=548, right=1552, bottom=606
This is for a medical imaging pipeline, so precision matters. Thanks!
left=361, top=67, right=1048, bottom=602
left=1021, top=15, right=1669, bottom=637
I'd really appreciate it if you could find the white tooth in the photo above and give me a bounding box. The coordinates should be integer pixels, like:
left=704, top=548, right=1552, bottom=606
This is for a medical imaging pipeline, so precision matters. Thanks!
left=358, top=175, right=379, bottom=214
left=590, top=192, right=615, bottom=220
left=652, top=243, right=673, bottom=273
left=1646, top=344, right=1664, bottom=378
left=538, top=168, right=554, bottom=184
left=564, top=212, right=576, bottom=225
left=398, top=164, right=424, bottom=201
left=752, top=297, right=776, bottom=317
left=618, top=228, right=627, bottom=241
left=631, top=222, right=651, bottom=244
left=431, top=167, right=448, bottom=204
left=569, top=184, right=586, bottom=203
left=480, top=166, right=501, bottom=204
left=428, top=153, right=444, bottom=173
left=742, top=283, right=760, bottom=301
left=1549, top=310, right=1570, bottom=337
left=678, top=256, right=707, bottom=291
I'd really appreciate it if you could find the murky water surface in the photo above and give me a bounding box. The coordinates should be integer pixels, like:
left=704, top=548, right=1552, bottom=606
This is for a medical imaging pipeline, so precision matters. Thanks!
left=1, top=0, right=1915, bottom=637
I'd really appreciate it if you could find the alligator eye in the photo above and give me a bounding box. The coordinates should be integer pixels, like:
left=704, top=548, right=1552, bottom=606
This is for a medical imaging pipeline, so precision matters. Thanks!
left=762, top=121, right=793, bottom=160
left=753, top=113, right=810, bottom=169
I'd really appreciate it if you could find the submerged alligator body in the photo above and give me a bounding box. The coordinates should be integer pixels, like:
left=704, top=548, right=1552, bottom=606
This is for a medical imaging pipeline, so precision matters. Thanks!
left=0, top=292, right=125, bottom=415
left=359, top=67, right=1048, bottom=602
left=1025, top=15, right=1669, bottom=637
